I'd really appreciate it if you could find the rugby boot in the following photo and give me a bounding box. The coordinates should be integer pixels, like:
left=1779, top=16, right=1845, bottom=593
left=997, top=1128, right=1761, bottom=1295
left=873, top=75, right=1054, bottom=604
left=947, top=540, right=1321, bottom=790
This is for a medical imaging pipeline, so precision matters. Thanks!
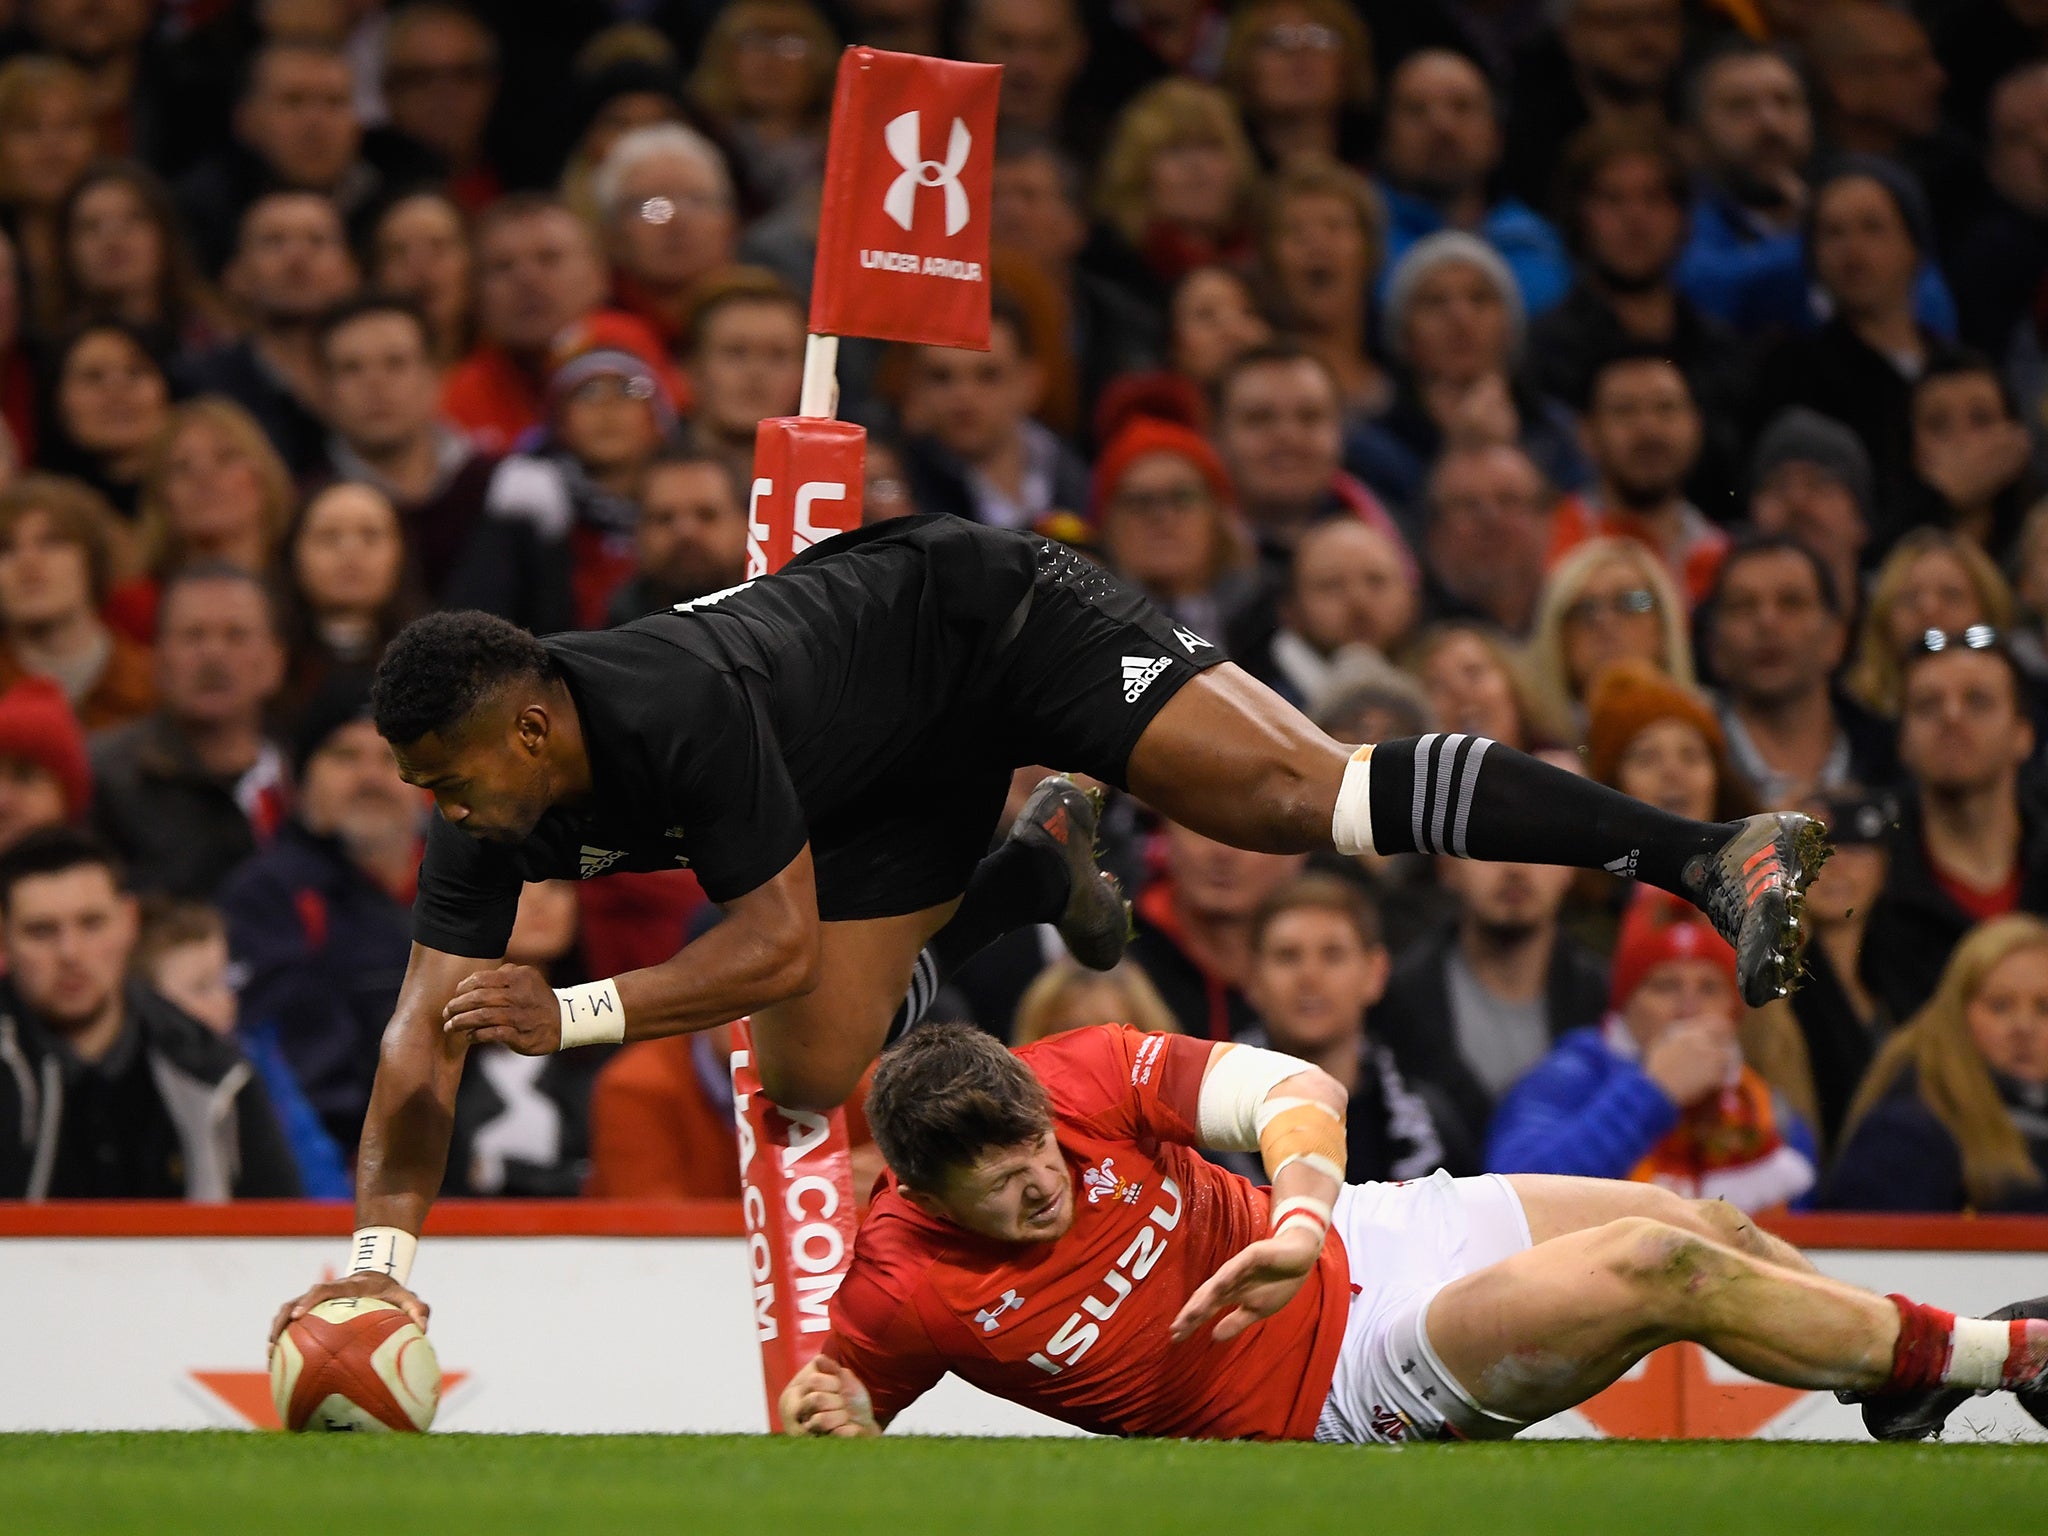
left=1850, top=1296, right=2048, bottom=1442
left=1011, top=775, right=1129, bottom=972
left=1683, top=812, right=1831, bottom=1007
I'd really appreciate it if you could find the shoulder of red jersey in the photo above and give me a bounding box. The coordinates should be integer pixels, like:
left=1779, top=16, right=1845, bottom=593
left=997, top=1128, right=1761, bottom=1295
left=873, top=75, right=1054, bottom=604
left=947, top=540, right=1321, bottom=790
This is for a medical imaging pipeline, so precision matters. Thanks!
left=1015, top=1024, right=1213, bottom=1142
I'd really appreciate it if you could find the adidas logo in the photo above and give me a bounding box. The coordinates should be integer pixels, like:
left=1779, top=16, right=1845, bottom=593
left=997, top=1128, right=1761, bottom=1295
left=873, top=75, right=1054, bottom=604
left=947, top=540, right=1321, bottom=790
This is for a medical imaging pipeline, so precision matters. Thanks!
left=1122, top=655, right=1171, bottom=703
left=580, top=845, right=626, bottom=878
left=1172, top=626, right=1212, bottom=654
left=1604, top=851, right=1640, bottom=878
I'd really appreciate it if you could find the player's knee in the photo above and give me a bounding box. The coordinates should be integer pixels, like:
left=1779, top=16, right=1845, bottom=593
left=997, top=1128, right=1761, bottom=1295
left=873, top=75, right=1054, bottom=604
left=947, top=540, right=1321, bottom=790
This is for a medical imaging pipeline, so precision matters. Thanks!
left=1684, top=1196, right=1772, bottom=1257
left=754, top=1056, right=859, bottom=1112
left=1598, top=1217, right=1732, bottom=1311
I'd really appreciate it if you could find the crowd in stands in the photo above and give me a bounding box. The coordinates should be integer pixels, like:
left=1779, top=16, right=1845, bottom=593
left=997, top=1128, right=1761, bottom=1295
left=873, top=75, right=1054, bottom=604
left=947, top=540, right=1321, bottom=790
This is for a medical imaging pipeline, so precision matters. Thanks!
left=0, top=0, right=2044, bottom=1217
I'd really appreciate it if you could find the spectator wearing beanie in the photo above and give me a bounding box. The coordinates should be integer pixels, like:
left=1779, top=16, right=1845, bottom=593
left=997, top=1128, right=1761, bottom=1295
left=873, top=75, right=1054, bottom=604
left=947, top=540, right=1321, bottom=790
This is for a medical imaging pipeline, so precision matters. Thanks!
left=1748, top=406, right=1874, bottom=616
left=1486, top=890, right=1819, bottom=1212
left=446, top=313, right=685, bottom=634
left=1091, top=415, right=1251, bottom=645
left=0, top=677, right=90, bottom=857
left=1585, top=659, right=1758, bottom=827
left=215, top=672, right=421, bottom=1155
left=1346, top=231, right=1588, bottom=519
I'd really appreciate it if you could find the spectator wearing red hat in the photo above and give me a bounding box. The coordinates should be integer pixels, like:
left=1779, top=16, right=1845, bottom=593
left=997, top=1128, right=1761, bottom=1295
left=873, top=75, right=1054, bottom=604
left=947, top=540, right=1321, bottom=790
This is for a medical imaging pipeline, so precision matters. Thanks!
left=462, top=313, right=683, bottom=632
left=1486, top=890, right=1818, bottom=1213
left=0, top=676, right=91, bottom=857
left=1585, top=658, right=1758, bottom=826
left=442, top=195, right=682, bottom=456
left=1091, top=414, right=1250, bottom=645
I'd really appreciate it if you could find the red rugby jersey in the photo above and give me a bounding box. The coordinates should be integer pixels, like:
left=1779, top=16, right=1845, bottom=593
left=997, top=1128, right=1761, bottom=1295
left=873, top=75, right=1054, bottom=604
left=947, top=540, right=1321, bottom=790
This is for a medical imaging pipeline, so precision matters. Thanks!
left=826, top=1026, right=1351, bottom=1440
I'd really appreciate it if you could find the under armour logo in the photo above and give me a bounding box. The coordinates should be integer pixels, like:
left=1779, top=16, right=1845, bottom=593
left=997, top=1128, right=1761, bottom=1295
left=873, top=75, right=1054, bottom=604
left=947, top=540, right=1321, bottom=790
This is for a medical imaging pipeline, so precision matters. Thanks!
left=884, top=111, right=972, bottom=236
left=975, top=1289, right=1025, bottom=1332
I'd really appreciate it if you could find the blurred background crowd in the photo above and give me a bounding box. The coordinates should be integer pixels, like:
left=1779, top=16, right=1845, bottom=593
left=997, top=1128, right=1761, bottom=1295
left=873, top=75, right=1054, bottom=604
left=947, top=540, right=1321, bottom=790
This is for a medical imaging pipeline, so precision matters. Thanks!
left=0, top=0, right=2043, bottom=1218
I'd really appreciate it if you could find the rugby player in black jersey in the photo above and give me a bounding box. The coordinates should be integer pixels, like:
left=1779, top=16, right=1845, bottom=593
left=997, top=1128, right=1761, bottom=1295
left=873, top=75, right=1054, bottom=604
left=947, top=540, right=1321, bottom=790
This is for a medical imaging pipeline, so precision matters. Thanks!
left=271, top=515, right=1826, bottom=1334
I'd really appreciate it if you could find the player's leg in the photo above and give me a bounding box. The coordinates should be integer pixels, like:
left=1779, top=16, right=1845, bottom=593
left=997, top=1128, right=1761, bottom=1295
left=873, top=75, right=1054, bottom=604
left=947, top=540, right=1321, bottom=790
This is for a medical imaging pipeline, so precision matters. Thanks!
left=1505, top=1173, right=1816, bottom=1273
left=1421, top=1218, right=2048, bottom=1429
left=1123, top=665, right=1824, bottom=1003
left=883, top=775, right=1127, bottom=1042
left=749, top=902, right=956, bottom=1108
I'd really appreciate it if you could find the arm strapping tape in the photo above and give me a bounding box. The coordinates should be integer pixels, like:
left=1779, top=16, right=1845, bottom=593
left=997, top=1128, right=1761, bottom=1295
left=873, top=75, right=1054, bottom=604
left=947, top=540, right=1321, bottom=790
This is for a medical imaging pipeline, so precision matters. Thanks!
left=348, top=1226, right=417, bottom=1285
left=1196, top=1043, right=1321, bottom=1151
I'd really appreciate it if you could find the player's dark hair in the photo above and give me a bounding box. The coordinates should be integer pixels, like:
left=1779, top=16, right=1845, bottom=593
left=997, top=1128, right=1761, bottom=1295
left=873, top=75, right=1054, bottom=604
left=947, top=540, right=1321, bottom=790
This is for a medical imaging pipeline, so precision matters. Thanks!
left=0, top=826, right=122, bottom=915
left=866, top=1024, right=1055, bottom=1192
left=1251, top=873, right=1383, bottom=956
left=371, top=610, right=554, bottom=746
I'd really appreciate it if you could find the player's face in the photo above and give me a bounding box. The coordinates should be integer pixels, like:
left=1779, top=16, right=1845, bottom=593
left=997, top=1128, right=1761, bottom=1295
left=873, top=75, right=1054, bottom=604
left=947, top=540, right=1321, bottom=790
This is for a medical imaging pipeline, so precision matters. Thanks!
left=393, top=703, right=557, bottom=845
left=917, top=1129, right=1074, bottom=1245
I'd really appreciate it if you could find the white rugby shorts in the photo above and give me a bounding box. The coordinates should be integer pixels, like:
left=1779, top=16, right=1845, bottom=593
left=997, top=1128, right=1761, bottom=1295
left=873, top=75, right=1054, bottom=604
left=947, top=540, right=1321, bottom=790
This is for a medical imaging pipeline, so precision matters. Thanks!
left=1313, top=1168, right=1534, bottom=1445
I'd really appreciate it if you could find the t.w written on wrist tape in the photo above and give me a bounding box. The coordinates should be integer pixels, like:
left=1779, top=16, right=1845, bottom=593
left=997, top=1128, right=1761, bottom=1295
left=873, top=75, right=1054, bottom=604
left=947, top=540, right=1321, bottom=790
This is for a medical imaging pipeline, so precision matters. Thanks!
left=556, top=978, right=626, bottom=1049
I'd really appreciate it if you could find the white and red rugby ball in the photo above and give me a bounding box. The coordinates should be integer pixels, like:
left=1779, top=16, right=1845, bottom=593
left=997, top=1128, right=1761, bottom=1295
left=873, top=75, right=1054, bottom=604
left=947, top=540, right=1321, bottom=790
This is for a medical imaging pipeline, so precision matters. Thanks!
left=270, top=1296, right=441, bottom=1432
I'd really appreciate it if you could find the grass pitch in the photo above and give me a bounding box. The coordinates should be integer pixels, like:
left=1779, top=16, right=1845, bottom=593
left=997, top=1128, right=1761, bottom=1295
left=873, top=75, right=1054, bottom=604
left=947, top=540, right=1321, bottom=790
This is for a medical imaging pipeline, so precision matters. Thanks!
left=5, top=1433, right=2043, bottom=1536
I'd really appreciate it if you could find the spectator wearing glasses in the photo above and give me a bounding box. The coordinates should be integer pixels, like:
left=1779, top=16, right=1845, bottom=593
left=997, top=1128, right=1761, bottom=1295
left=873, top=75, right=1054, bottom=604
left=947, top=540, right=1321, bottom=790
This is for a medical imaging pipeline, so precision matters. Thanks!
left=1525, top=536, right=1693, bottom=745
left=379, top=2, right=504, bottom=214
left=1090, top=415, right=1250, bottom=646
left=1219, top=0, right=1378, bottom=171
left=1844, top=529, right=2016, bottom=721
left=1863, top=626, right=2048, bottom=1022
left=686, top=0, right=838, bottom=218
left=1419, top=442, right=1554, bottom=638
left=595, top=123, right=740, bottom=363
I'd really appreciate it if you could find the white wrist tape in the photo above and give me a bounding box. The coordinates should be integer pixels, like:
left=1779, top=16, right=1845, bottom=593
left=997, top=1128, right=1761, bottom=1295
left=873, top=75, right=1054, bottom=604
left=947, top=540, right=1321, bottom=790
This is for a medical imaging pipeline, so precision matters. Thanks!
left=348, top=1226, right=417, bottom=1285
left=1330, top=745, right=1375, bottom=856
left=1197, top=1044, right=1320, bottom=1151
left=1270, top=1195, right=1333, bottom=1239
left=555, top=977, right=626, bottom=1049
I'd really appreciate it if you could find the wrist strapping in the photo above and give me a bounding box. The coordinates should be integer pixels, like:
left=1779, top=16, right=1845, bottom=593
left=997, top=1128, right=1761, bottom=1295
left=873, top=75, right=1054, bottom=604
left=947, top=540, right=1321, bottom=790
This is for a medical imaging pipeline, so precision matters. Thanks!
left=555, top=977, right=626, bottom=1049
left=1270, top=1194, right=1333, bottom=1241
left=349, top=1226, right=417, bottom=1285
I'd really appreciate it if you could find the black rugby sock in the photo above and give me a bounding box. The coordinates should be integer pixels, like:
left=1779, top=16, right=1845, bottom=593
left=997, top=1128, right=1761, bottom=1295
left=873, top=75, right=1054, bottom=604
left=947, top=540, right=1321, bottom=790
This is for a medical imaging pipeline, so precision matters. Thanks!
left=1365, top=734, right=1736, bottom=897
left=885, top=838, right=1070, bottom=1044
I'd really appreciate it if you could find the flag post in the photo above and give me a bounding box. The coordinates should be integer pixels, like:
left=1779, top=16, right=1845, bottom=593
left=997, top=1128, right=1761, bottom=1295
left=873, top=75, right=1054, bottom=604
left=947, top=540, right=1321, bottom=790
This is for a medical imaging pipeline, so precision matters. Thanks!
left=733, top=44, right=1002, bottom=1429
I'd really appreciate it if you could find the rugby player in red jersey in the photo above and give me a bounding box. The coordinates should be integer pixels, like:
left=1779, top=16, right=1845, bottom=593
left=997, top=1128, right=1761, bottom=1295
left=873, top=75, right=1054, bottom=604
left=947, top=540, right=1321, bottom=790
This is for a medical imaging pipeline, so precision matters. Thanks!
left=781, top=1024, right=2048, bottom=1444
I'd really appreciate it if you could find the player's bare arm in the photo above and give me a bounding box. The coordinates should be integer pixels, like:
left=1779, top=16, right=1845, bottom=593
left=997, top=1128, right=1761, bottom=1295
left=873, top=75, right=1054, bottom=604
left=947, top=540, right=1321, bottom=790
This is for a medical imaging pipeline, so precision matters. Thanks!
left=1171, top=1044, right=1349, bottom=1346
left=439, top=848, right=823, bottom=1052
left=269, top=943, right=480, bottom=1345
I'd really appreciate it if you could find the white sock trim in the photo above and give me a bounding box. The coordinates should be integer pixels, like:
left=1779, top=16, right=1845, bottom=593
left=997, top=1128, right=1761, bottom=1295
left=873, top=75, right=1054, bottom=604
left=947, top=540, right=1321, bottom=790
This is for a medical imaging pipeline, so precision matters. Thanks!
left=1331, top=746, right=1374, bottom=857
left=1948, top=1316, right=2012, bottom=1389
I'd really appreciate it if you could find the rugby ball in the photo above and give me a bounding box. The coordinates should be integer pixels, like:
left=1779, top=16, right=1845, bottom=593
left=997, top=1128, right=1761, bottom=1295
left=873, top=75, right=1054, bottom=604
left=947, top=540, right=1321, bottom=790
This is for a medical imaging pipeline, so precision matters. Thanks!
left=270, top=1297, right=441, bottom=1432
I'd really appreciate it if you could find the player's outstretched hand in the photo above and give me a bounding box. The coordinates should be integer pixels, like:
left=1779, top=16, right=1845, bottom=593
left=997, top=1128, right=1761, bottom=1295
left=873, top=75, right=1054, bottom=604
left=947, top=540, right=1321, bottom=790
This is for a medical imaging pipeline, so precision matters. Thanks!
left=442, top=964, right=560, bottom=1053
left=268, top=1272, right=429, bottom=1350
left=780, top=1357, right=880, bottom=1438
left=1169, top=1223, right=1322, bottom=1346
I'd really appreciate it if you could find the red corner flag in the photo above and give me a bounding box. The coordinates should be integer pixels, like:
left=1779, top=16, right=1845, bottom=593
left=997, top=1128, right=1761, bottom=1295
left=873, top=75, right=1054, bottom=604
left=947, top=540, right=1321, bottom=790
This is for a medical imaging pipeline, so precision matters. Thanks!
left=808, top=48, right=1002, bottom=351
